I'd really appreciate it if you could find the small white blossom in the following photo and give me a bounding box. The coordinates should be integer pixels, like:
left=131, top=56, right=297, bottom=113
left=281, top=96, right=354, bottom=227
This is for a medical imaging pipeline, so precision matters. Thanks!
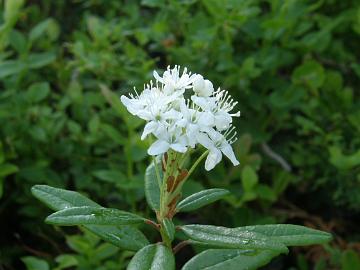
left=153, top=65, right=196, bottom=94
left=193, top=75, right=214, bottom=97
left=120, top=65, right=241, bottom=170
left=148, top=124, right=188, bottom=155
left=197, top=127, right=239, bottom=171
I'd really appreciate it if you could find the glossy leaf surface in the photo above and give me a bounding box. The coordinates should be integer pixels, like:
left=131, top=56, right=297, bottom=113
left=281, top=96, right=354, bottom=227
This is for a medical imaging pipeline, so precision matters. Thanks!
left=32, top=185, right=148, bottom=250
left=236, top=224, right=332, bottom=246
left=127, top=244, right=175, bottom=270
left=144, top=161, right=162, bottom=212
left=46, top=206, right=145, bottom=226
left=182, top=249, right=282, bottom=270
left=180, top=225, right=288, bottom=252
left=177, top=188, right=230, bottom=212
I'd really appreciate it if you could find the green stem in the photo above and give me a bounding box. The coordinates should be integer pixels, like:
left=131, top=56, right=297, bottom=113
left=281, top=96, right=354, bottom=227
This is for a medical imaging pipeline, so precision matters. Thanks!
left=186, top=150, right=209, bottom=181
left=167, top=149, right=209, bottom=202
left=152, top=155, right=162, bottom=189
left=160, top=227, right=172, bottom=248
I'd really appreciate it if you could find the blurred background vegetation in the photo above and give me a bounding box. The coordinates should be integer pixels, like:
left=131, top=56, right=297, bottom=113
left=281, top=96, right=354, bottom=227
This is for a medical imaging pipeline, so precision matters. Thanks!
left=0, top=0, right=359, bottom=269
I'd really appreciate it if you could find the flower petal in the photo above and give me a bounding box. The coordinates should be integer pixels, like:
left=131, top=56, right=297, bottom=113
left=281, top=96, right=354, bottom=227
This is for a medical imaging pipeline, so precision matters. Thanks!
left=148, top=140, right=170, bottom=156
left=221, top=143, right=240, bottom=166
left=170, top=143, right=187, bottom=153
left=205, top=148, right=222, bottom=171
left=196, top=132, right=214, bottom=150
left=141, top=121, right=158, bottom=140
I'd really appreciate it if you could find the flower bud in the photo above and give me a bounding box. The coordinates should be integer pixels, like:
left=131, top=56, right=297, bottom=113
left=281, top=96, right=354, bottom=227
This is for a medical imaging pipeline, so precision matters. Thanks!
left=193, top=75, right=205, bottom=94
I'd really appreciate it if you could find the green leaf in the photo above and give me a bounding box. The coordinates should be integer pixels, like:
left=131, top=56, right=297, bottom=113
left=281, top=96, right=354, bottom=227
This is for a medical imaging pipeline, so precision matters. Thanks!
left=29, top=18, right=58, bottom=43
left=182, top=249, right=282, bottom=270
left=241, top=166, right=258, bottom=192
left=341, top=249, right=360, bottom=270
left=162, top=218, right=175, bottom=241
left=235, top=224, right=332, bottom=246
left=31, top=185, right=148, bottom=250
left=127, top=244, right=175, bottom=270
left=180, top=225, right=288, bottom=253
left=101, top=123, right=126, bottom=145
left=177, top=188, right=230, bottom=212
left=292, top=60, right=325, bottom=90
left=86, top=225, right=149, bottom=251
left=329, top=146, right=360, bottom=170
left=0, top=142, right=4, bottom=164
left=99, top=84, right=142, bottom=129
left=27, top=52, right=56, bottom=69
left=9, top=30, right=27, bottom=53
left=92, top=170, right=126, bottom=183
left=0, top=163, right=18, bottom=177
left=45, top=206, right=145, bottom=226
left=141, top=0, right=165, bottom=7
left=21, top=256, right=49, bottom=270
left=0, top=60, right=26, bottom=78
left=27, top=82, right=50, bottom=103
left=31, top=185, right=100, bottom=211
left=4, top=0, right=24, bottom=25
left=145, top=160, right=162, bottom=212
left=54, top=255, right=78, bottom=270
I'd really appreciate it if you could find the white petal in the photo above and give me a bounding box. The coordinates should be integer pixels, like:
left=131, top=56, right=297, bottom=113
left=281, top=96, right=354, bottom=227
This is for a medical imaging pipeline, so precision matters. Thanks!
left=203, top=80, right=214, bottom=97
left=205, top=148, right=222, bottom=171
left=147, top=140, right=170, bottom=155
left=120, top=96, right=142, bottom=116
left=198, top=111, right=215, bottom=127
left=153, top=70, right=164, bottom=84
left=221, top=143, right=240, bottom=166
left=141, top=121, right=158, bottom=140
left=214, top=112, right=232, bottom=131
left=196, top=132, right=214, bottom=150
left=193, top=74, right=205, bottom=93
left=191, top=96, right=215, bottom=111
left=170, top=143, right=187, bottom=153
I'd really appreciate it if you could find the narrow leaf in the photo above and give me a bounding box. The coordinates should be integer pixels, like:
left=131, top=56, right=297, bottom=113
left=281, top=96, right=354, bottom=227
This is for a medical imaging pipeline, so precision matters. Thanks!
left=145, top=160, right=162, bottom=212
left=0, top=163, right=18, bottom=177
left=45, top=206, right=145, bottom=226
left=31, top=185, right=100, bottom=211
left=86, top=225, right=149, bottom=251
left=177, top=188, right=230, bottom=212
left=236, top=224, right=332, bottom=246
left=21, top=256, right=49, bottom=270
left=32, top=185, right=148, bottom=250
left=127, top=244, right=175, bottom=270
left=180, top=225, right=288, bottom=253
left=182, top=249, right=282, bottom=270
left=162, top=218, right=175, bottom=241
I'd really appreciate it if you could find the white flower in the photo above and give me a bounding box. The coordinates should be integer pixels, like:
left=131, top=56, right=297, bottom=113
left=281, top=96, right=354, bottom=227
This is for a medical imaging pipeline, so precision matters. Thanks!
left=177, top=100, right=203, bottom=148
left=192, top=88, right=240, bottom=131
left=197, top=127, right=239, bottom=171
left=153, top=65, right=196, bottom=94
left=148, top=125, right=188, bottom=155
left=193, top=74, right=214, bottom=97
left=120, top=65, right=241, bottom=170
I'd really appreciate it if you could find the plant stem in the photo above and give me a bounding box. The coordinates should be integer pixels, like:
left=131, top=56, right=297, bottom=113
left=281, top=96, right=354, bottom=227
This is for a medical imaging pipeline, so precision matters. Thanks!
left=152, top=156, right=162, bottom=189
left=186, top=150, right=209, bottom=179
left=173, top=240, right=191, bottom=254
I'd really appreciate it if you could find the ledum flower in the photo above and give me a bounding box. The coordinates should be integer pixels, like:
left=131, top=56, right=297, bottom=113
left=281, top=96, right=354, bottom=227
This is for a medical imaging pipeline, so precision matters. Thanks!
left=120, top=65, right=241, bottom=171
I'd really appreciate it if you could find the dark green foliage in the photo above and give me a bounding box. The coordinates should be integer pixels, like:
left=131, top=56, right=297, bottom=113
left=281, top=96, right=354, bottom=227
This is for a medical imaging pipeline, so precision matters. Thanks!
left=0, top=0, right=359, bottom=269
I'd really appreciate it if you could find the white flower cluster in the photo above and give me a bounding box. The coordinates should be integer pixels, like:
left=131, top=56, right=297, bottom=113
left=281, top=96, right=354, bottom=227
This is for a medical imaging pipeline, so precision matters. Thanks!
left=120, top=66, right=240, bottom=171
